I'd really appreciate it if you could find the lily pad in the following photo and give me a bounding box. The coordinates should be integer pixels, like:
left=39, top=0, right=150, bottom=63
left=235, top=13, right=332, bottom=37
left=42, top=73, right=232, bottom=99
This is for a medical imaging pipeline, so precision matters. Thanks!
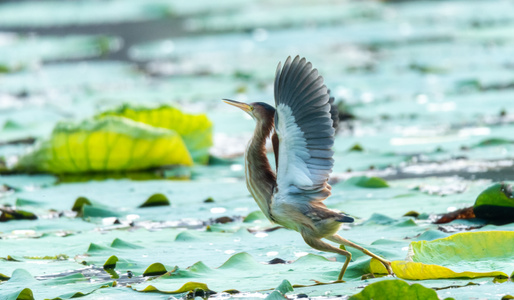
left=15, top=117, right=193, bottom=174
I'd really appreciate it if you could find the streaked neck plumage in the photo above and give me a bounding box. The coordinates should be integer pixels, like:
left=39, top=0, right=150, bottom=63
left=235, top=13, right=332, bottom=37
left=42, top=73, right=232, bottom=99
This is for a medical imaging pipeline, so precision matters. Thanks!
left=244, top=116, right=276, bottom=222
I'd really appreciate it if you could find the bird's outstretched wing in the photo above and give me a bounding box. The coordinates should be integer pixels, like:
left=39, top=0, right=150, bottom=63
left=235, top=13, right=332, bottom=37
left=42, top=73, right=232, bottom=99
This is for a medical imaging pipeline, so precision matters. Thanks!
left=273, top=56, right=335, bottom=203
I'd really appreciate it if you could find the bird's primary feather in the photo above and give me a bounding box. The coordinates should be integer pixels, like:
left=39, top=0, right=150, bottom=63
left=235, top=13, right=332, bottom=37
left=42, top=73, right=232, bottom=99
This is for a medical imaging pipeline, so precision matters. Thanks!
left=273, top=56, right=335, bottom=205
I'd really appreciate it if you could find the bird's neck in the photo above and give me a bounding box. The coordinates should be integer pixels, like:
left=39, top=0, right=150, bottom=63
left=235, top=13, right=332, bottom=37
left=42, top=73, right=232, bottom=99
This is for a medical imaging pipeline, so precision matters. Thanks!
left=245, top=119, right=276, bottom=221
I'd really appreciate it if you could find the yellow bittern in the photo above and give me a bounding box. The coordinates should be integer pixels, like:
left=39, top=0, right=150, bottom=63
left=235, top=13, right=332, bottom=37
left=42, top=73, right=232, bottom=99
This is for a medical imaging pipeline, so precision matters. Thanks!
left=223, top=56, right=393, bottom=280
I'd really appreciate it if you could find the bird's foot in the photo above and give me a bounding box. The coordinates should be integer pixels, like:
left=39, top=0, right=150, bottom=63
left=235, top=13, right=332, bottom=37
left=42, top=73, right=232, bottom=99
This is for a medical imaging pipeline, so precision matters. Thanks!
left=382, top=260, right=394, bottom=276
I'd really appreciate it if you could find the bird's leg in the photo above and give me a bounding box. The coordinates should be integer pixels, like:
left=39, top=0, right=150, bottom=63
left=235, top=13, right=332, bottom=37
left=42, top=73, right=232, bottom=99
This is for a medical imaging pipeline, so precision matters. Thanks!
left=327, top=234, right=393, bottom=275
left=301, top=232, right=352, bottom=281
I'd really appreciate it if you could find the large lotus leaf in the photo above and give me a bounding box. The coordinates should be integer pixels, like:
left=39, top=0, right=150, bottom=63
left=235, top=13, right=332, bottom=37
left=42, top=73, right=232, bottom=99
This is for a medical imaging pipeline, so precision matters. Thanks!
left=371, top=231, right=514, bottom=280
left=15, top=117, right=193, bottom=174
left=97, top=104, right=212, bottom=164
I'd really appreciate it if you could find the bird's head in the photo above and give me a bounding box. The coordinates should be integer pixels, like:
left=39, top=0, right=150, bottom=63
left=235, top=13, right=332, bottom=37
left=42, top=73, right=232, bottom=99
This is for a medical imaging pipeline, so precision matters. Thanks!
left=223, top=99, right=275, bottom=122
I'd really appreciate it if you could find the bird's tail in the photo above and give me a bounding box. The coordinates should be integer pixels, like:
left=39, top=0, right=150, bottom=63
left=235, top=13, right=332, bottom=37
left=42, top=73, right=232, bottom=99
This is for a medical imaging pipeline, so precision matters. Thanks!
left=337, top=214, right=354, bottom=223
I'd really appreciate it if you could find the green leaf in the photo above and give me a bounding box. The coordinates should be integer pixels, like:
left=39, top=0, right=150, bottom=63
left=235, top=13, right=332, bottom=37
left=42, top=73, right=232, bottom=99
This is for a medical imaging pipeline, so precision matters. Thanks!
left=9, top=288, right=34, bottom=300
left=265, top=290, right=287, bottom=300
left=138, top=282, right=212, bottom=294
left=143, top=263, right=167, bottom=276
left=372, top=231, right=514, bottom=280
left=348, top=143, right=364, bottom=152
left=0, top=272, right=10, bottom=281
left=474, top=183, right=514, bottom=222
left=71, top=196, right=92, bottom=213
left=97, top=104, right=213, bottom=164
left=348, top=280, right=438, bottom=300
left=341, top=176, right=389, bottom=188
left=0, top=208, right=37, bottom=222
left=103, top=255, right=118, bottom=269
left=475, top=138, right=514, bottom=147
left=110, top=238, right=143, bottom=249
left=16, top=117, right=193, bottom=174
left=81, top=205, right=120, bottom=219
left=139, top=193, right=170, bottom=208
left=243, top=210, right=266, bottom=223
left=274, top=279, right=294, bottom=295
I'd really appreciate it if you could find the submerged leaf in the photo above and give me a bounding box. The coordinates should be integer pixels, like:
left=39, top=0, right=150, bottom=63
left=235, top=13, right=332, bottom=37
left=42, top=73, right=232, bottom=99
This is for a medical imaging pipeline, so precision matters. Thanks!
left=16, top=117, right=193, bottom=174
left=348, top=280, right=438, bottom=300
left=98, top=104, right=213, bottom=164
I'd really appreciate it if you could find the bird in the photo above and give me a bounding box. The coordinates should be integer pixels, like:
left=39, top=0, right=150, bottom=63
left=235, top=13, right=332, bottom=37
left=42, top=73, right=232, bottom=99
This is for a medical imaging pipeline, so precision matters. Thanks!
left=223, top=56, right=393, bottom=280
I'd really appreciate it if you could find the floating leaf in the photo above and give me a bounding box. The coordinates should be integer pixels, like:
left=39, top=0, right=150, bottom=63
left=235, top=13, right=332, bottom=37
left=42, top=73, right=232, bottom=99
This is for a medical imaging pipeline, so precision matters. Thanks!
left=7, top=288, right=34, bottom=300
left=243, top=210, right=266, bottom=223
left=0, top=272, right=10, bottom=281
left=139, top=193, right=170, bottom=208
left=265, top=291, right=287, bottom=300
left=0, top=207, right=37, bottom=222
left=348, top=144, right=364, bottom=152
left=138, top=282, right=212, bottom=294
left=143, top=263, right=167, bottom=276
left=341, top=176, right=389, bottom=188
left=372, top=231, right=514, bottom=280
left=98, top=104, right=213, bottom=164
left=475, top=138, right=514, bottom=147
left=81, top=205, right=120, bottom=219
left=14, top=198, right=42, bottom=207
left=103, top=255, right=118, bottom=269
left=111, top=238, right=143, bottom=249
left=71, top=196, right=92, bottom=213
left=274, top=279, right=294, bottom=295
left=348, top=280, right=438, bottom=300
left=16, top=117, right=193, bottom=174
left=474, top=183, right=514, bottom=222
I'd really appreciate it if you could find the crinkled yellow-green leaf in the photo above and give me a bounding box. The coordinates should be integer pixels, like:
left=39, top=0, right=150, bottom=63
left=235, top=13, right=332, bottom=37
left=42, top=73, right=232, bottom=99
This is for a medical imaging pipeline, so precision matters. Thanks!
left=371, top=231, right=514, bottom=280
left=16, top=117, right=192, bottom=174
left=98, top=104, right=212, bottom=164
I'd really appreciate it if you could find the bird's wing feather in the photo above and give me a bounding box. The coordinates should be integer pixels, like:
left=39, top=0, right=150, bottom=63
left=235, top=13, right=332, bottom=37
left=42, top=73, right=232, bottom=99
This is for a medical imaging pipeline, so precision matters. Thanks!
left=273, top=56, right=335, bottom=203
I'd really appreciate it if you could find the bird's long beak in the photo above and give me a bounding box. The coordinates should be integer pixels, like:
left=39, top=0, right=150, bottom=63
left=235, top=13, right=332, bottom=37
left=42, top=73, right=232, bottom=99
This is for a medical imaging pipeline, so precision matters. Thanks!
left=222, top=99, right=253, bottom=113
